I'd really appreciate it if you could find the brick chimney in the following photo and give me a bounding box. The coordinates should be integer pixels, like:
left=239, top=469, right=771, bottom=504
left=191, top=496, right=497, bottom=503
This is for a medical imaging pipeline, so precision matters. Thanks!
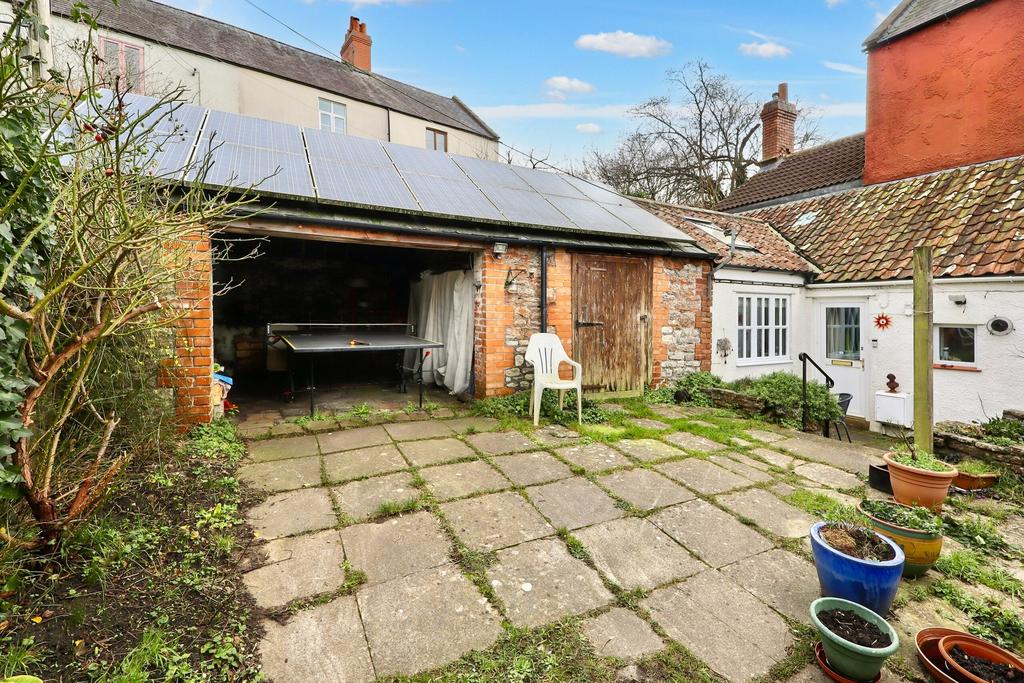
left=760, top=82, right=797, bottom=166
left=341, top=16, right=372, bottom=71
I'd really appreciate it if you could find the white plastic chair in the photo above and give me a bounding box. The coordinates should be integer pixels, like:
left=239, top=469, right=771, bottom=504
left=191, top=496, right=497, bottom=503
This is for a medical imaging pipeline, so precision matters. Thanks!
left=524, top=333, right=583, bottom=426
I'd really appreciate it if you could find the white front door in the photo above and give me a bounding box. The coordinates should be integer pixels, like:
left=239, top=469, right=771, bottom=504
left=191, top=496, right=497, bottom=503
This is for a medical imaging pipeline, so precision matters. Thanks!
left=818, top=301, right=868, bottom=417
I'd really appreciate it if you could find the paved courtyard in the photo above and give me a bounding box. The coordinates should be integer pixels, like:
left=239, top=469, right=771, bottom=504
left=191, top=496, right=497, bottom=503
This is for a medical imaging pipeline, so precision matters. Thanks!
left=235, top=405, right=920, bottom=682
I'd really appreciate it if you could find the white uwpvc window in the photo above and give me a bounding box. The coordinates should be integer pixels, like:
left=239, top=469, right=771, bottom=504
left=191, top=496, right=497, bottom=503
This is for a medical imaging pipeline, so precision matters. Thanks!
left=318, top=98, right=347, bottom=133
left=935, top=326, right=977, bottom=367
left=737, top=295, right=789, bottom=363
left=99, top=37, right=144, bottom=93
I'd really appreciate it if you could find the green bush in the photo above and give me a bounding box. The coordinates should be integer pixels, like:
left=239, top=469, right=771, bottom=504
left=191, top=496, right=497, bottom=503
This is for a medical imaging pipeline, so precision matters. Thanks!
left=473, top=390, right=608, bottom=425
left=743, top=372, right=841, bottom=427
left=675, top=371, right=723, bottom=407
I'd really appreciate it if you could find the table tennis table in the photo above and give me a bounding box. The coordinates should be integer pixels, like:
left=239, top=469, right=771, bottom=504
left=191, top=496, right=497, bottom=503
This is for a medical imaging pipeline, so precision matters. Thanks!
left=267, top=323, right=444, bottom=415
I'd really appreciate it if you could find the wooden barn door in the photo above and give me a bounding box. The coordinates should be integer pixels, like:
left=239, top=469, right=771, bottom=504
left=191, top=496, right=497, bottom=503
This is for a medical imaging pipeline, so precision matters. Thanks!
left=572, top=253, right=652, bottom=395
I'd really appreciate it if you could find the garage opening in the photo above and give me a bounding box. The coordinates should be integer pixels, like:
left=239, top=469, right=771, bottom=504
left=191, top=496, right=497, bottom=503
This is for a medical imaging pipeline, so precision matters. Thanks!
left=211, top=234, right=478, bottom=417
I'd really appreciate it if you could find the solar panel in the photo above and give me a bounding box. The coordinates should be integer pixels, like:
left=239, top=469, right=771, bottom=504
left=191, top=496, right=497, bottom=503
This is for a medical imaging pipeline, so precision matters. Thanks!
left=562, top=175, right=628, bottom=205
left=603, top=204, right=694, bottom=241
left=311, top=159, right=419, bottom=210
left=509, top=166, right=588, bottom=198
left=543, top=195, right=636, bottom=235
left=402, top=173, right=504, bottom=221
left=200, top=111, right=304, bottom=154
left=451, top=156, right=532, bottom=191
left=481, top=186, right=575, bottom=228
left=384, top=142, right=464, bottom=179
left=191, top=141, right=313, bottom=197
left=304, top=129, right=394, bottom=166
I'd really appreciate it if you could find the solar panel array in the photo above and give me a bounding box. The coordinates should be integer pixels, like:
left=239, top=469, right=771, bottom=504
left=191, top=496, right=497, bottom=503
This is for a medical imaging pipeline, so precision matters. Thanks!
left=106, top=93, right=697, bottom=245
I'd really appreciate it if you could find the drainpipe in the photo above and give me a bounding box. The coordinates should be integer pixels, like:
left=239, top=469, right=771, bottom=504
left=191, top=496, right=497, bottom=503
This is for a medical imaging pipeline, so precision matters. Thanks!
left=539, top=244, right=548, bottom=332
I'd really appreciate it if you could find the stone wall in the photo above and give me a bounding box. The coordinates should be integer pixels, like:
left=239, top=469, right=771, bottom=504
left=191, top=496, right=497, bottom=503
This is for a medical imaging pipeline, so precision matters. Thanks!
left=934, top=424, right=1024, bottom=476
left=652, top=256, right=712, bottom=386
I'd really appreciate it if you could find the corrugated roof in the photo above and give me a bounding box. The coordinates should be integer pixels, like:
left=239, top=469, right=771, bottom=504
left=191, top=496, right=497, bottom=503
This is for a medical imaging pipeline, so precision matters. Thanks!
left=745, top=154, right=1024, bottom=282
left=50, top=0, right=499, bottom=141
left=716, top=133, right=865, bottom=212
left=636, top=199, right=817, bottom=274
left=864, top=0, right=986, bottom=49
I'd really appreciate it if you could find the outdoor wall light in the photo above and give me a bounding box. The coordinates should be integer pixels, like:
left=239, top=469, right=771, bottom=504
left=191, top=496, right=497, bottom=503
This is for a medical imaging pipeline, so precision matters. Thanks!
left=493, top=242, right=508, bottom=257
left=948, top=294, right=967, bottom=306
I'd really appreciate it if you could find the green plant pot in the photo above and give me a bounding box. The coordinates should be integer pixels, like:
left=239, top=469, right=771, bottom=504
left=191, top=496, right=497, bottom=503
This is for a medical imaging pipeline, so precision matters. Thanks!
left=811, top=597, right=900, bottom=682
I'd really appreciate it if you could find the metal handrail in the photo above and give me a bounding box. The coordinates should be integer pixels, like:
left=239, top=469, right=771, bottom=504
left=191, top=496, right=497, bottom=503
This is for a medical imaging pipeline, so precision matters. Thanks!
left=798, top=352, right=835, bottom=432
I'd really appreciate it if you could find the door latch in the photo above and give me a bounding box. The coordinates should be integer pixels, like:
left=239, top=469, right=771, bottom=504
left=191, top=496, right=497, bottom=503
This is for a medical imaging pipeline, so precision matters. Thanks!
left=575, top=320, right=603, bottom=329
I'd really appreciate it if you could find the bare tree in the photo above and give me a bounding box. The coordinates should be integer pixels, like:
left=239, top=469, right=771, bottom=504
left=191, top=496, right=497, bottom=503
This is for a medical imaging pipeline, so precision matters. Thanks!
left=584, top=61, right=821, bottom=207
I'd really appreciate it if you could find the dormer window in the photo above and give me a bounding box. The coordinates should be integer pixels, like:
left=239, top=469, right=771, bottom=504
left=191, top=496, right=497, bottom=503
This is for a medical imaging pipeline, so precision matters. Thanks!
left=687, top=218, right=759, bottom=252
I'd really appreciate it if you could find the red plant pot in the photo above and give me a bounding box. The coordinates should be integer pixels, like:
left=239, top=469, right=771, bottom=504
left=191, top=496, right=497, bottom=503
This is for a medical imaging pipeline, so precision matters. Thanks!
left=937, top=634, right=1024, bottom=683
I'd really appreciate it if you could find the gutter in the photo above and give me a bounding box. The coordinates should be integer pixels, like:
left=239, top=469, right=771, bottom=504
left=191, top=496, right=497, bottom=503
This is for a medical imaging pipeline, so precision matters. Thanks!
left=806, top=275, right=1023, bottom=289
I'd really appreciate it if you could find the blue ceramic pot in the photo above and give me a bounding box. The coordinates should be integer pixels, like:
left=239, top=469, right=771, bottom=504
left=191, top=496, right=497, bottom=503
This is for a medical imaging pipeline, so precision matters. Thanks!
left=810, top=521, right=905, bottom=615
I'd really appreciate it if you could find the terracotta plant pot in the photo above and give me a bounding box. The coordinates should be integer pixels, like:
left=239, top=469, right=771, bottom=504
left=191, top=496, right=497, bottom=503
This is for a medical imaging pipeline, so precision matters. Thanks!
left=858, top=501, right=943, bottom=578
left=937, top=634, right=1024, bottom=683
left=882, top=453, right=957, bottom=512
left=954, top=471, right=1000, bottom=490
left=915, top=628, right=969, bottom=683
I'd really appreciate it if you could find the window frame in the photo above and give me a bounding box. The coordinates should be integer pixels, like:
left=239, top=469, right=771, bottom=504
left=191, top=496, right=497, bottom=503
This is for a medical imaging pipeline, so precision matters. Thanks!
left=824, top=305, right=862, bottom=362
left=98, top=36, right=145, bottom=93
left=736, top=294, right=790, bottom=365
left=425, top=127, right=448, bottom=152
left=318, top=98, right=347, bottom=134
left=934, top=325, right=977, bottom=367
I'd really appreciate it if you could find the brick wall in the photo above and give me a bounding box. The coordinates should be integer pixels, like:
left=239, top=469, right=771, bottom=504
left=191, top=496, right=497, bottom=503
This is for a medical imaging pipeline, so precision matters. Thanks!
left=169, top=230, right=214, bottom=429
left=651, top=256, right=712, bottom=386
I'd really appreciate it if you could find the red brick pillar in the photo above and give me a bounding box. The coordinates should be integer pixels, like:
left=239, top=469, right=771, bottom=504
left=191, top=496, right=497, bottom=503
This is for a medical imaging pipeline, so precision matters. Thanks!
left=169, top=230, right=214, bottom=429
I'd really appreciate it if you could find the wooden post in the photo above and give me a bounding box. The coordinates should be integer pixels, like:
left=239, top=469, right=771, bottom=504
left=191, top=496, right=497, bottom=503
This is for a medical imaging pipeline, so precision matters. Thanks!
left=913, top=245, right=934, bottom=454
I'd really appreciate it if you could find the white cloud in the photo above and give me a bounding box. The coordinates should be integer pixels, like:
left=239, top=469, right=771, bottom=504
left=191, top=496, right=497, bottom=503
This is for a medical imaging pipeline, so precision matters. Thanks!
left=454, top=44, right=465, bottom=53
left=544, top=76, right=594, bottom=101
left=575, top=123, right=602, bottom=134
left=574, top=31, right=672, bottom=58
left=738, top=41, right=791, bottom=58
left=825, top=0, right=845, bottom=6
left=822, top=60, right=867, bottom=75
left=807, top=101, right=866, bottom=118
left=472, top=102, right=632, bottom=120
left=192, top=0, right=212, bottom=13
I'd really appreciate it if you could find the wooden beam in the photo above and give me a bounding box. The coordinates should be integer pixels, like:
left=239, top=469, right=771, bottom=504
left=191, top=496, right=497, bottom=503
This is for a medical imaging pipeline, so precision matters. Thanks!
left=913, top=245, right=934, bottom=454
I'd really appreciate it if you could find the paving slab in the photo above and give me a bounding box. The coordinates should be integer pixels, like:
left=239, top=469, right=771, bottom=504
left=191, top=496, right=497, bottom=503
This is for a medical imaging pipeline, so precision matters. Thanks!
left=663, top=431, right=728, bottom=453
left=242, top=530, right=346, bottom=609
left=720, top=549, right=820, bottom=623
left=384, top=420, right=454, bottom=441
left=790, top=665, right=907, bottom=683
left=630, top=418, right=672, bottom=431
left=246, top=487, right=335, bottom=540
left=444, top=416, right=500, bottom=433
left=489, top=538, right=613, bottom=627
left=687, top=420, right=718, bottom=429
left=527, top=477, right=624, bottom=530
left=775, top=433, right=883, bottom=473
left=648, top=404, right=689, bottom=419
left=721, top=451, right=771, bottom=472
left=576, top=517, right=704, bottom=590
left=751, top=447, right=795, bottom=469
left=398, top=437, right=476, bottom=467
left=717, top=489, right=816, bottom=539
left=582, top=608, right=663, bottom=661
left=642, top=569, right=794, bottom=682
left=318, top=425, right=391, bottom=454
left=331, top=471, right=418, bottom=521
left=531, top=424, right=583, bottom=447
left=650, top=500, right=772, bottom=568
left=259, top=596, right=374, bottom=683
left=613, top=438, right=684, bottom=462
left=730, top=437, right=753, bottom=449
left=794, top=462, right=862, bottom=490
left=238, top=455, right=323, bottom=493
left=598, top=469, right=695, bottom=511
left=709, top=454, right=773, bottom=483
left=656, top=458, right=752, bottom=495
left=341, top=511, right=451, bottom=585
left=357, top=564, right=502, bottom=677
left=555, top=443, right=632, bottom=472
left=248, top=435, right=320, bottom=462
left=493, top=451, right=573, bottom=486
left=466, top=430, right=538, bottom=455
left=746, top=428, right=787, bottom=443
left=442, top=491, right=553, bottom=551
left=270, top=422, right=306, bottom=437
left=803, top=486, right=861, bottom=509
left=421, top=460, right=509, bottom=500
left=322, top=444, right=406, bottom=483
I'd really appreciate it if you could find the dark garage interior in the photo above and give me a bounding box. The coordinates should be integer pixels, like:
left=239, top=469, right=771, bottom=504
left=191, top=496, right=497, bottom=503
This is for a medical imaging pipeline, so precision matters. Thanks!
left=211, top=234, right=474, bottom=412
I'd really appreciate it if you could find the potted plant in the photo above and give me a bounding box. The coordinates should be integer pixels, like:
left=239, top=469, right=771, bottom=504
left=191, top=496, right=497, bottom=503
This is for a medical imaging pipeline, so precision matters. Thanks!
left=811, top=597, right=900, bottom=681
left=859, top=499, right=943, bottom=577
left=883, top=443, right=958, bottom=512
left=954, top=459, right=1001, bottom=491
left=810, top=521, right=905, bottom=616
left=937, top=634, right=1024, bottom=683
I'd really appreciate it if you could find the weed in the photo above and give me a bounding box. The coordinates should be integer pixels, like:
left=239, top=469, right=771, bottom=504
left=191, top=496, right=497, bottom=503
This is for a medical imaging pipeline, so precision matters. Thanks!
left=942, top=514, right=1021, bottom=559
left=371, top=497, right=423, bottom=519
left=935, top=550, right=1023, bottom=599
left=194, top=503, right=241, bottom=531
left=0, top=637, right=41, bottom=678
left=930, top=579, right=1024, bottom=649
left=178, top=419, right=246, bottom=464
left=557, top=528, right=590, bottom=562
left=350, top=403, right=372, bottom=419
left=784, top=489, right=863, bottom=524
left=614, top=587, right=648, bottom=610
left=294, top=410, right=333, bottom=426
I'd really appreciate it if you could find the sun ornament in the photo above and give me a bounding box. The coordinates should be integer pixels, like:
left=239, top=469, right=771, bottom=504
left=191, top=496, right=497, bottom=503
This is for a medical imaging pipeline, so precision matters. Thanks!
left=873, top=313, right=893, bottom=330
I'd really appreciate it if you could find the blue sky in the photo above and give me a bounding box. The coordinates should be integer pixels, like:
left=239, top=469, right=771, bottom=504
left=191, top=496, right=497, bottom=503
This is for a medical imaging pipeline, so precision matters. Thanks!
left=163, top=0, right=894, bottom=165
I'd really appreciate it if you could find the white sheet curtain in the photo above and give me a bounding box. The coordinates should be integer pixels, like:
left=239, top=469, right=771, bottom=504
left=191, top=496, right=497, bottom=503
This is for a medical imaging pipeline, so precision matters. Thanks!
left=406, top=267, right=475, bottom=396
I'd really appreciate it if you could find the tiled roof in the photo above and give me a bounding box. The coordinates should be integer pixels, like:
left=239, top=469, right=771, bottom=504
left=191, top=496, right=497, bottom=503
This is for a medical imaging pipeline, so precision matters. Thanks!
left=864, top=0, right=986, bottom=49
left=746, top=154, right=1024, bottom=283
left=50, top=0, right=499, bottom=141
left=716, top=133, right=864, bottom=212
left=636, top=199, right=817, bottom=274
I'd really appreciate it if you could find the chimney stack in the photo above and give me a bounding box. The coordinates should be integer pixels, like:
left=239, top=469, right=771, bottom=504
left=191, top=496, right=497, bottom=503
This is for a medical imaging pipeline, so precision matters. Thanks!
left=760, top=82, right=797, bottom=166
left=341, top=16, right=372, bottom=71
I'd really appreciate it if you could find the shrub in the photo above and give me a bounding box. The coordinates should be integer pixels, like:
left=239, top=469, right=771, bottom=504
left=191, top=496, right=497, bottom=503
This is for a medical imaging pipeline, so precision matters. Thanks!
left=675, top=371, right=723, bottom=407
left=743, top=372, right=841, bottom=427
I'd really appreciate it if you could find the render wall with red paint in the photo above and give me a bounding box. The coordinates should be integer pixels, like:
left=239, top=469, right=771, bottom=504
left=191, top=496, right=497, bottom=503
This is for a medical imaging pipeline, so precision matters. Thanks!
left=864, top=0, right=1024, bottom=185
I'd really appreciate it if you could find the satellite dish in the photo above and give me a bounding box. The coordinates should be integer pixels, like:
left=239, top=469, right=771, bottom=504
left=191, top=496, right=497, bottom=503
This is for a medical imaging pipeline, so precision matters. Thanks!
left=986, top=316, right=1014, bottom=336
